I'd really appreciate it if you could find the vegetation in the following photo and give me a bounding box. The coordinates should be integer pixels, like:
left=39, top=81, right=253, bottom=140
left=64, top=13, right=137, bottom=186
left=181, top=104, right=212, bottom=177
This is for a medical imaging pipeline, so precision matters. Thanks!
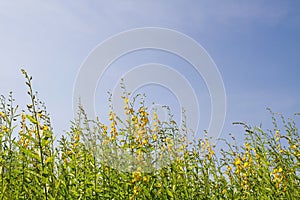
left=0, top=70, right=299, bottom=199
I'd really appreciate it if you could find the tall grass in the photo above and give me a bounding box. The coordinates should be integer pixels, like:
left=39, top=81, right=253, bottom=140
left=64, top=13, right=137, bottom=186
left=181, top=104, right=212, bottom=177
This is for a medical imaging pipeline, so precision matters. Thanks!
left=0, top=70, right=299, bottom=199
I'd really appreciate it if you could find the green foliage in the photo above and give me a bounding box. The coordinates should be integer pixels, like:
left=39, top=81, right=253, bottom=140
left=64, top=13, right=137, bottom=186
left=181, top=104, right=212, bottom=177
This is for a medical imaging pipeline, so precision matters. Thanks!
left=0, top=70, right=299, bottom=199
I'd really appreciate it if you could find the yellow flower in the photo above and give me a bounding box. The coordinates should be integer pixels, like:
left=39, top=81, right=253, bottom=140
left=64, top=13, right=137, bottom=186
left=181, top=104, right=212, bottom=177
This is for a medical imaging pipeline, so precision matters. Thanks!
left=132, top=171, right=141, bottom=178
left=127, top=108, right=134, bottom=115
left=244, top=143, right=250, bottom=149
left=24, top=139, right=30, bottom=147
left=110, top=121, right=116, bottom=128
left=19, top=136, right=25, bottom=144
left=124, top=97, right=129, bottom=104
left=241, top=180, right=248, bottom=189
left=102, top=125, right=108, bottom=132
left=45, top=157, right=51, bottom=164
left=227, top=165, right=232, bottom=171
left=21, top=113, right=26, bottom=121
left=1, top=126, right=8, bottom=133
left=139, top=107, right=145, bottom=114
left=75, top=134, right=80, bottom=141
left=133, top=185, right=139, bottom=194
left=142, top=117, right=148, bottom=125
left=43, top=125, right=48, bottom=131
left=153, top=121, right=158, bottom=127
left=142, top=139, right=148, bottom=145
left=38, top=113, right=43, bottom=119
left=143, top=176, right=148, bottom=182
left=153, top=112, right=158, bottom=120
left=243, top=162, right=249, bottom=168
left=279, top=149, right=284, bottom=154
left=110, top=127, right=117, bottom=134
left=249, top=157, right=253, bottom=163
left=109, top=112, right=115, bottom=121
left=234, top=157, right=242, bottom=166
left=132, top=170, right=142, bottom=183
left=153, top=134, right=157, bottom=141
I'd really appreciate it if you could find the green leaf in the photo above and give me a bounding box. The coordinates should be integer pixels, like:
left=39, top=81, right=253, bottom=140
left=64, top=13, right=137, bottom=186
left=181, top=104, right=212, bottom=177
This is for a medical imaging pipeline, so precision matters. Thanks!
left=26, top=114, right=38, bottom=124
left=166, top=188, right=174, bottom=198
left=18, top=145, right=41, bottom=162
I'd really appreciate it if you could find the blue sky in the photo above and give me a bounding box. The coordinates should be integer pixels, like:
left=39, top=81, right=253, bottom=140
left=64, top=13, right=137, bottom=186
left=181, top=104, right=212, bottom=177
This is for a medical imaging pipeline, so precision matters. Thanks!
left=0, top=1, right=299, bottom=145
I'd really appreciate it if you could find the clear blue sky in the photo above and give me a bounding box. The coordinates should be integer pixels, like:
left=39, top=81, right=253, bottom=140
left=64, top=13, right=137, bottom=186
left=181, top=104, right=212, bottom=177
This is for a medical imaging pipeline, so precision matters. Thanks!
left=0, top=1, right=299, bottom=145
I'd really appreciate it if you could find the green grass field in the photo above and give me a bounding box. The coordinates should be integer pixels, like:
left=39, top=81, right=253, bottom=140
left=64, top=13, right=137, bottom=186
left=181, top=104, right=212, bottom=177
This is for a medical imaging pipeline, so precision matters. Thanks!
left=0, top=70, right=299, bottom=199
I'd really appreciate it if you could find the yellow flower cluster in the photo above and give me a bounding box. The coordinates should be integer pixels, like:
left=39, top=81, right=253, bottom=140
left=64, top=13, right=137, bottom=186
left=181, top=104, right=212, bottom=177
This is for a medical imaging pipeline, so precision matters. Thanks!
left=232, top=143, right=255, bottom=191
left=18, top=112, right=31, bottom=148
left=0, top=111, right=5, bottom=118
left=271, top=167, right=283, bottom=189
left=129, top=166, right=150, bottom=199
left=1, top=125, right=8, bottom=133
left=109, top=111, right=118, bottom=141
